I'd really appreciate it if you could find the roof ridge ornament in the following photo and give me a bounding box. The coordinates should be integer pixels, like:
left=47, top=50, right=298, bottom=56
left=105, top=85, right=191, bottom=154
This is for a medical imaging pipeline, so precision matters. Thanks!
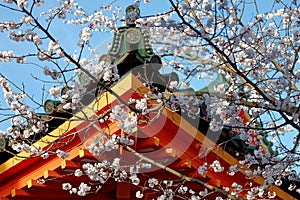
left=125, top=2, right=140, bottom=27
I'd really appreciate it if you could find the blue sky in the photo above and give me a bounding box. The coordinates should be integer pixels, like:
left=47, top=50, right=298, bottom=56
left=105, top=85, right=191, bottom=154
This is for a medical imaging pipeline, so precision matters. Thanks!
left=0, top=0, right=275, bottom=112
left=0, top=0, right=299, bottom=167
left=0, top=0, right=171, bottom=129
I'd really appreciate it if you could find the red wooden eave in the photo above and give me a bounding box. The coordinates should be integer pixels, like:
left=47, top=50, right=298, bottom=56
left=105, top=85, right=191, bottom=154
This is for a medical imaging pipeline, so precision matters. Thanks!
left=0, top=74, right=296, bottom=200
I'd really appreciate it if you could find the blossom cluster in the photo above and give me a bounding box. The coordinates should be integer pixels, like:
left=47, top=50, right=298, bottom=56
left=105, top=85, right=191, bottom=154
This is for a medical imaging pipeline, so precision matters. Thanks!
left=62, top=158, right=152, bottom=197
left=64, top=2, right=122, bottom=33
left=44, top=66, right=62, bottom=80
left=0, top=76, right=47, bottom=155
left=136, top=178, right=225, bottom=200
left=110, top=105, right=137, bottom=134
left=0, top=0, right=300, bottom=199
left=78, top=59, right=119, bottom=84
left=0, top=21, right=19, bottom=32
left=0, top=51, right=14, bottom=62
left=62, top=182, right=91, bottom=196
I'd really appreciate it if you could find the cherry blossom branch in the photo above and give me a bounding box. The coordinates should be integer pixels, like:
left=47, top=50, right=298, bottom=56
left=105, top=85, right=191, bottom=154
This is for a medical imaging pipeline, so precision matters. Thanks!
left=169, top=0, right=300, bottom=132
left=140, top=9, right=174, bottom=19
left=0, top=2, right=22, bottom=12
left=169, top=89, right=297, bottom=117
left=125, top=145, right=242, bottom=200
left=0, top=73, right=43, bottom=107
left=12, top=0, right=140, bottom=114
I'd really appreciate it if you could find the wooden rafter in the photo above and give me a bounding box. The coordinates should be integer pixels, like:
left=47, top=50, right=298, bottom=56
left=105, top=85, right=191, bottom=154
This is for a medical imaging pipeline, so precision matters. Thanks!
left=0, top=73, right=297, bottom=200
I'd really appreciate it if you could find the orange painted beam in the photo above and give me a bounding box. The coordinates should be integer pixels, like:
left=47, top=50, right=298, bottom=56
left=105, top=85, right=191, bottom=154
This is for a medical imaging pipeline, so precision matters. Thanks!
left=61, top=160, right=79, bottom=170
left=0, top=73, right=296, bottom=200
left=139, top=108, right=295, bottom=200
left=0, top=121, right=120, bottom=198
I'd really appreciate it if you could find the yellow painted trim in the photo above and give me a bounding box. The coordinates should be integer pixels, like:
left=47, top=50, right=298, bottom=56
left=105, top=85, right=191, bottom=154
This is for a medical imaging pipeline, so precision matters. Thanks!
left=10, top=189, right=16, bottom=197
left=162, top=108, right=296, bottom=200
left=43, top=170, right=49, bottom=179
left=1, top=127, right=116, bottom=197
left=79, top=149, right=85, bottom=158
left=61, top=160, right=66, bottom=169
left=165, top=148, right=177, bottom=157
left=186, top=160, right=192, bottom=168
left=0, top=73, right=295, bottom=200
left=0, top=74, right=140, bottom=175
left=27, top=179, right=32, bottom=188
left=154, top=136, right=160, bottom=146
left=216, top=179, right=221, bottom=187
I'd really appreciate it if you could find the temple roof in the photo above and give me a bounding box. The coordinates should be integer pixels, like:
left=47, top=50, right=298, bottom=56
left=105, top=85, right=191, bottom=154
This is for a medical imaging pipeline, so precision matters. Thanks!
left=0, top=73, right=297, bottom=200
